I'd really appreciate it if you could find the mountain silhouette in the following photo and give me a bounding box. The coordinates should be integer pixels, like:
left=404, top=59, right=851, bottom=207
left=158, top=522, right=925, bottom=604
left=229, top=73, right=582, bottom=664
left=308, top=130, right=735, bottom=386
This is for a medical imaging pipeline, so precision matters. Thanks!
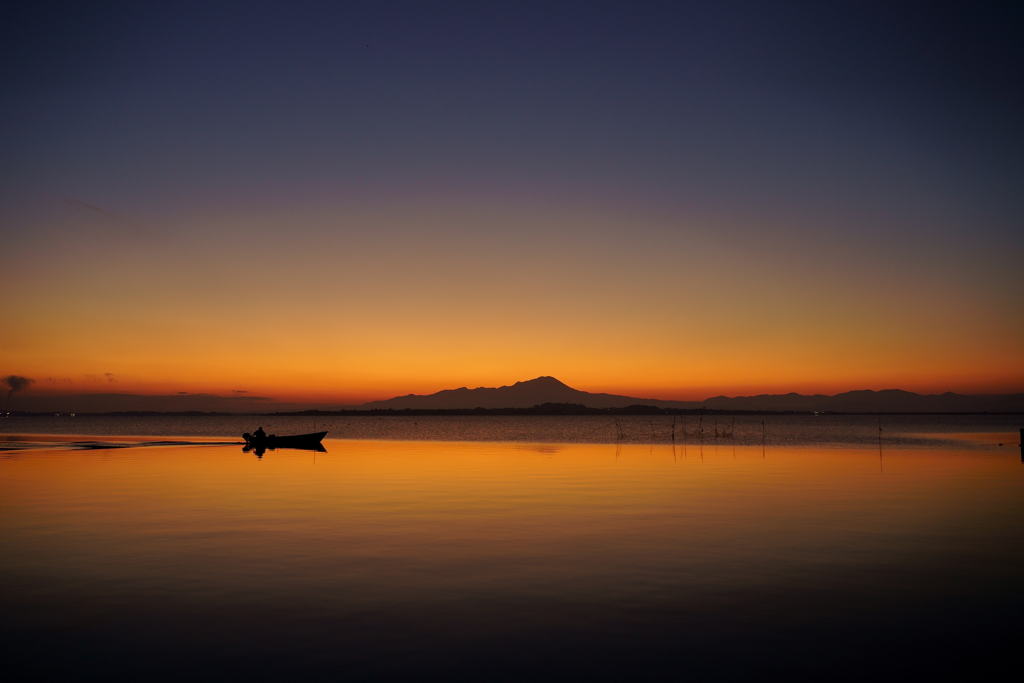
left=358, top=377, right=1024, bottom=413
left=11, top=378, right=1020, bottom=414
left=358, top=376, right=658, bottom=410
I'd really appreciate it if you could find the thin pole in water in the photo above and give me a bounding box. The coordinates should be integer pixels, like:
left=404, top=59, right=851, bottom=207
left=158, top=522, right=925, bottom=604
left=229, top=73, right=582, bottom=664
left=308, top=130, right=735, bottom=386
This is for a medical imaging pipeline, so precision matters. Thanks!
left=879, top=413, right=884, bottom=473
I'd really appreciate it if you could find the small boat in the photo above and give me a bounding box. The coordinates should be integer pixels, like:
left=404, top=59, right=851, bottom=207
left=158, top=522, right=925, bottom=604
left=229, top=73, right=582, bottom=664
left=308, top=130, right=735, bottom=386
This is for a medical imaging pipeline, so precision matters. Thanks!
left=243, top=431, right=327, bottom=449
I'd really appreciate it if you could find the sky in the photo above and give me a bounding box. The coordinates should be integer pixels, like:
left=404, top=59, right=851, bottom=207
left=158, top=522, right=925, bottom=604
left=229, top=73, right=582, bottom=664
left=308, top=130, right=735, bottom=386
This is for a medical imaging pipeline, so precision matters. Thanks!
left=2, top=1, right=1022, bottom=406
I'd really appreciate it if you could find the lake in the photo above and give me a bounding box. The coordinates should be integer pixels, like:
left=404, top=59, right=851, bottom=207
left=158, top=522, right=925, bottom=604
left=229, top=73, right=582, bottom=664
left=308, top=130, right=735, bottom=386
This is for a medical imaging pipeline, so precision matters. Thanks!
left=1, top=415, right=1022, bottom=680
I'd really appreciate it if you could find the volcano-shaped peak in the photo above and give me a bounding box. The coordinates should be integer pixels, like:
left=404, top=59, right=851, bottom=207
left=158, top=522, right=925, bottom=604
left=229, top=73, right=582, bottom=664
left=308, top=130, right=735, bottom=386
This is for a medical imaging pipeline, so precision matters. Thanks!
left=515, top=376, right=570, bottom=388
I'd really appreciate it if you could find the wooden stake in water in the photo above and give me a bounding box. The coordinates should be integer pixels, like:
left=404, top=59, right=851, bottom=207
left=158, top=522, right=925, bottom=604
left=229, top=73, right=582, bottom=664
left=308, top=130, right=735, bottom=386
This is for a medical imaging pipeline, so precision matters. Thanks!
left=879, top=414, right=884, bottom=473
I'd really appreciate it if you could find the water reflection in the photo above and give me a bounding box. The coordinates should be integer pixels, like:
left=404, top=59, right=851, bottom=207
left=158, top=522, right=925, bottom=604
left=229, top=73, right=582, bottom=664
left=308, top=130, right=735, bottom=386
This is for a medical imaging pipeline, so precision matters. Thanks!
left=1, top=439, right=1022, bottom=679
left=243, top=441, right=327, bottom=459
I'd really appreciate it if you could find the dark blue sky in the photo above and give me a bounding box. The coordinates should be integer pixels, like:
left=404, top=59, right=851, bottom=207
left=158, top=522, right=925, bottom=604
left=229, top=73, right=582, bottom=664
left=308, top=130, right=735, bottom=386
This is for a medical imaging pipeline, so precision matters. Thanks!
left=4, top=1, right=1020, bottom=201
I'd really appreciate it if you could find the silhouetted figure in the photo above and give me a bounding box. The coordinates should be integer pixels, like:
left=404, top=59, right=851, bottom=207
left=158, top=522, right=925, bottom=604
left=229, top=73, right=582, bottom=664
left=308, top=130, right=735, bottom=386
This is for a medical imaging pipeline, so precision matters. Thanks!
left=253, top=426, right=266, bottom=440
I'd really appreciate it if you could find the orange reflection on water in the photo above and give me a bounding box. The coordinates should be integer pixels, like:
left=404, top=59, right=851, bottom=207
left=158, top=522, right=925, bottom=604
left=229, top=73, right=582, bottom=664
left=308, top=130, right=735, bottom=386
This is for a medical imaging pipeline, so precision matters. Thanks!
left=4, top=438, right=1024, bottom=682
left=3, top=440, right=1022, bottom=606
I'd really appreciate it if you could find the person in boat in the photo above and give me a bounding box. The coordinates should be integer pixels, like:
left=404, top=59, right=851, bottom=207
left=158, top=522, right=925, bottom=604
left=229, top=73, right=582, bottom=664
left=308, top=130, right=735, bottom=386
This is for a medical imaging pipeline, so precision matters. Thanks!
left=253, top=426, right=266, bottom=440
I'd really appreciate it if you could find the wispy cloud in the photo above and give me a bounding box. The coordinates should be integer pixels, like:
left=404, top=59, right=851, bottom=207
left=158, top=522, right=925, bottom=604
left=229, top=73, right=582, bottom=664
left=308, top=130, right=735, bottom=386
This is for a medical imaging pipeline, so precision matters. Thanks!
left=64, top=198, right=148, bottom=236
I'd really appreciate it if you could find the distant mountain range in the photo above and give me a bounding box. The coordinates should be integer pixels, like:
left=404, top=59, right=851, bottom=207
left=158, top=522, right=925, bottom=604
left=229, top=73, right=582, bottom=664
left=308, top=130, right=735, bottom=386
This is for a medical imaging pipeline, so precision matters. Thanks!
left=6, top=377, right=1022, bottom=414
left=358, top=376, right=1024, bottom=413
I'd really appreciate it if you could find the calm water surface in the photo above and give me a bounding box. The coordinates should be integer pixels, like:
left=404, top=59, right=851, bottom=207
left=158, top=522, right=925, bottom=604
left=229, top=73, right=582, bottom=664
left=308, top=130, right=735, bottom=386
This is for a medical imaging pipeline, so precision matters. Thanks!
left=2, top=413, right=1022, bottom=447
left=2, top=419, right=1023, bottom=680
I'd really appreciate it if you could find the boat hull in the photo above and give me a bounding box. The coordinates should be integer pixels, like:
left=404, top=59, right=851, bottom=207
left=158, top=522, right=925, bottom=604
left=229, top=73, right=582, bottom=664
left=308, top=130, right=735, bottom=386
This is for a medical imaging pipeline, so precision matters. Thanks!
left=243, top=431, right=327, bottom=449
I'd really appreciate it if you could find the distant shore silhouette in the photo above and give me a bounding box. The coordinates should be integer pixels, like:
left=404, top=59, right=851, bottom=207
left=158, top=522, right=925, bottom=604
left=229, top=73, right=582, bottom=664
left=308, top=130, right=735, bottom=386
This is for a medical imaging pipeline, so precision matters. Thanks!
left=3, top=377, right=1022, bottom=415
left=3, top=401, right=1023, bottom=418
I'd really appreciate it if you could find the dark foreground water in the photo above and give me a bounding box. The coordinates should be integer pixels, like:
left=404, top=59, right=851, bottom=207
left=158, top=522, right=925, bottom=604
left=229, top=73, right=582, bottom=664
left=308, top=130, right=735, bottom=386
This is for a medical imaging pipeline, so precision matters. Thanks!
left=2, top=419, right=1023, bottom=680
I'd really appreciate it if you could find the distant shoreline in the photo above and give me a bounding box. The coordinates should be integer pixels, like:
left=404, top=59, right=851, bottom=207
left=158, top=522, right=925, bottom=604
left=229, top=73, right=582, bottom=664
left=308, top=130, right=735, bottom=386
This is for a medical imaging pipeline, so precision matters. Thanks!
left=4, top=402, right=1023, bottom=418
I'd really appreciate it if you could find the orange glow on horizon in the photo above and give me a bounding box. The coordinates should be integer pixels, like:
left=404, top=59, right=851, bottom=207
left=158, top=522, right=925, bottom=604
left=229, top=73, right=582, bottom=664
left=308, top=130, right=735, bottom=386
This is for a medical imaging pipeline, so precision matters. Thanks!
left=9, top=370, right=1023, bottom=407
left=3, top=200, right=1022, bottom=404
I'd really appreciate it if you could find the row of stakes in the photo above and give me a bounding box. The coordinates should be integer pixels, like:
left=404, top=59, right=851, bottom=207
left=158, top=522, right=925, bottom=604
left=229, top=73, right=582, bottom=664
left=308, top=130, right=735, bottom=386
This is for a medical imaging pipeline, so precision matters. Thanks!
left=614, top=416, right=742, bottom=441
left=613, top=422, right=1024, bottom=461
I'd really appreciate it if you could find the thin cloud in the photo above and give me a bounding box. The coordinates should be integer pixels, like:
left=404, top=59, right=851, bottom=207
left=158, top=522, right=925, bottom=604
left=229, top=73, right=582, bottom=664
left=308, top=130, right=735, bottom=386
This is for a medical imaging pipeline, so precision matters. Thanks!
left=65, top=198, right=144, bottom=232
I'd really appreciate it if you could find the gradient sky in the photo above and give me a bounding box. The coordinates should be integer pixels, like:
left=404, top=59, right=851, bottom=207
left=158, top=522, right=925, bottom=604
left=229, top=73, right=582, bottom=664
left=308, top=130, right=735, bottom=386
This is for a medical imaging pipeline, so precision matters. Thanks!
left=2, top=1, right=1022, bottom=404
